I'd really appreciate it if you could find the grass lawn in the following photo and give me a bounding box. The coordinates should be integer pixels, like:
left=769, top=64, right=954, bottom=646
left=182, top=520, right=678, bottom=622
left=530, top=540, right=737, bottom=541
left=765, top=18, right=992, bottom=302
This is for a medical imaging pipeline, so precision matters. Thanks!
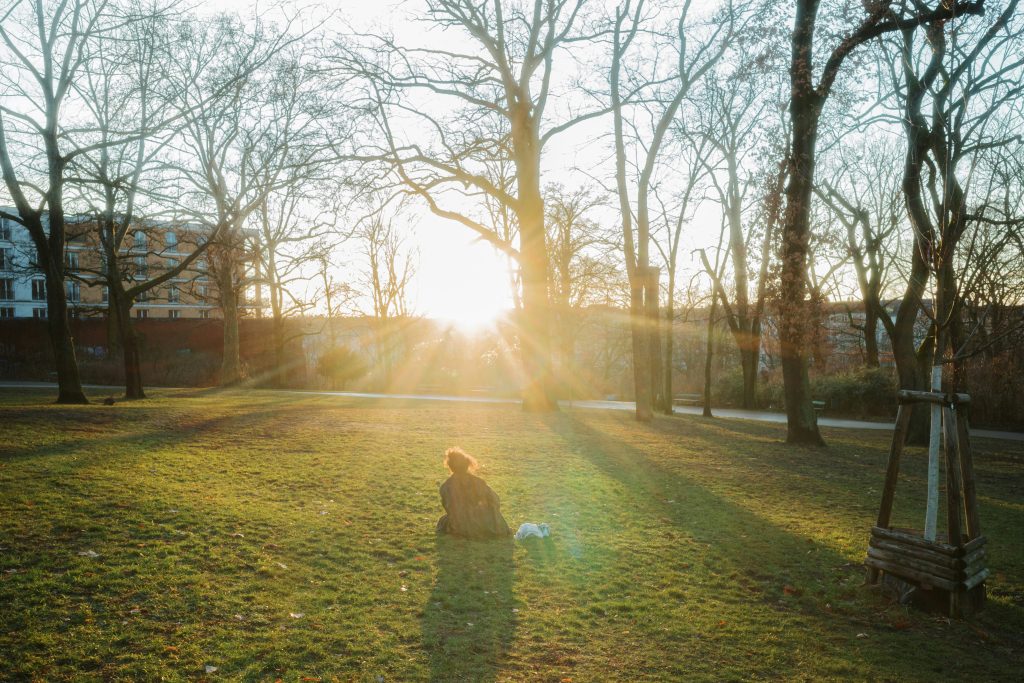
left=1, top=388, right=1022, bottom=682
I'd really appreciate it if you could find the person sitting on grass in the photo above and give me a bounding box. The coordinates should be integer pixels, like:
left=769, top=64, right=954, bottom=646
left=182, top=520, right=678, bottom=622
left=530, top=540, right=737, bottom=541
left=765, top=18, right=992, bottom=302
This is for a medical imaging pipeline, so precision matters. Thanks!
left=436, top=447, right=511, bottom=539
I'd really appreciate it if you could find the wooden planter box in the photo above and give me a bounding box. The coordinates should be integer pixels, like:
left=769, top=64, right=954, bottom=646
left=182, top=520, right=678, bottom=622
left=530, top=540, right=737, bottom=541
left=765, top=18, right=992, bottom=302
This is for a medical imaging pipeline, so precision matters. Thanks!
left=865, top=391, right=988, bottom=618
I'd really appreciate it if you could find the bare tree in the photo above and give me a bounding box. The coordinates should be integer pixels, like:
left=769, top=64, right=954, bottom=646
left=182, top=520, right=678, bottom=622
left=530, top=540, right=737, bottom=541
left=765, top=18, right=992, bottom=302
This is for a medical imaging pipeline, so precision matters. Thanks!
left=171, top=21, right=320, bottom=385
left=338, top=0, right=610, bottom=410
left=687, top=58, right=784, bottom=410
left=353, top=198, right=418, bottom=389
left=67, top=3, right=221, bottom=399
left=544, top=183, right=619, bottom=392
left=610, top=0, right=737, bottom=420
left=815, top=136, right=904, bottom=368
left=359, top=206, right=416, bottom=321
left=775, top=0, right=983, bottom=445
left=249, top=185, right=334, bottom=388
left=0, top=0, right=131, bottom=403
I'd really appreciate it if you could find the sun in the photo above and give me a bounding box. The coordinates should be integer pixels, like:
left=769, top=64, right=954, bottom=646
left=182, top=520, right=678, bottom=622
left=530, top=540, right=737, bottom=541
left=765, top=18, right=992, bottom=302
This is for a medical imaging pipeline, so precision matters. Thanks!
left=415, top=227, right=514, bottom=331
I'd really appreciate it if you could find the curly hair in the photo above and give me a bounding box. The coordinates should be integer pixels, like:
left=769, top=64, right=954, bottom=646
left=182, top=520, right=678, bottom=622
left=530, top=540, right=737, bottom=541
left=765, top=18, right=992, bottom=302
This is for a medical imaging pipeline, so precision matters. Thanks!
left=444, top=446, right=479, bottom=475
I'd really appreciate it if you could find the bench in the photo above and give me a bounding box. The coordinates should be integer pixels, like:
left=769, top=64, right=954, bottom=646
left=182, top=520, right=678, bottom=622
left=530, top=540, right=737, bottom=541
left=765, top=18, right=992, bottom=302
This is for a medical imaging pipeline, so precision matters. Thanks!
left=673, top=393, right=703, bottom=406
left=813, top=400, right=826, bottom=414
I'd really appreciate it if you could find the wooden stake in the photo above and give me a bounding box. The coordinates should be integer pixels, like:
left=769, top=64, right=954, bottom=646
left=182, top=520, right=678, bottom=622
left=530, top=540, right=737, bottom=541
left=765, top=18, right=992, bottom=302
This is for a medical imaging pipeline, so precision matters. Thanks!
left=870, top=405, right=911, bottom=584
left=924, top=368, right=942, bottom=541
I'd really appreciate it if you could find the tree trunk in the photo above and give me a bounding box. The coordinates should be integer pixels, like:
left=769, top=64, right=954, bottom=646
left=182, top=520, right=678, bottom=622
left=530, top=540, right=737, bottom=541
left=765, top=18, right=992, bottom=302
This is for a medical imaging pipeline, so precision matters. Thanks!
left=106, top=298, right=122, bottom=359
left=111, top=288, right=145, bottom=400
left=703, top=295, right=718, bottom=418
left=778, top=26, right=824, bottom=445
left=662, top=272, right=675, bottom=416
left=646, top=267, right=664, bottom=413
left=629, top=276, right=653, bottom=421
left=512, top=106, right=557, bottom=412
left=516, top=185, right=556, bottom=411
left=864, top=306, right=880, bottom=368
left=272, top=315, right=286, bottom=388
left=219, top=267, right=241, bottom=385
left=740, top=344, right=758, bottom=409
left=43, top=264, right=88, bottom=404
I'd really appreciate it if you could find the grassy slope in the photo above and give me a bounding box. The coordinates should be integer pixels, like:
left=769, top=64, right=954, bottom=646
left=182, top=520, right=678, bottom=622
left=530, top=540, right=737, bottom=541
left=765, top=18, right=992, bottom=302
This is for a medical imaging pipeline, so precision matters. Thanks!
left=0, top=388, right=1021, bottom=682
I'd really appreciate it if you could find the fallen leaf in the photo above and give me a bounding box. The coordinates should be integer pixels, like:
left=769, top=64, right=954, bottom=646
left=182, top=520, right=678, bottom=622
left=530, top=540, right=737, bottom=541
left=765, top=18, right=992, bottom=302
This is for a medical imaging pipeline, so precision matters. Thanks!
left=290, top=612, right=305, bottom=619
left=783, top=585, right=803, bottom=597
left=205, top=665, right=218, bottom=673
left=163, top=646, right=178, bottom=653
left=78, top=550, right=99, bottom=558
left=856, top=633, right=868, bottom=639
left=233, top=614, right=244, bottom=621
left=276, top=562, right=288, bottom=570
left=231, top=533, right=244, bottom=538
left=400, top=585, right=408, bottom=592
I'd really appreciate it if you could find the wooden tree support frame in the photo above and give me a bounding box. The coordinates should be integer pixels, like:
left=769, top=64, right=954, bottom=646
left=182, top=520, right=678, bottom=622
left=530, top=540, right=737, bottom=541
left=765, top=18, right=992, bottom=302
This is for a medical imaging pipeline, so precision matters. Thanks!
left=865, top=390, right=987, bottom=618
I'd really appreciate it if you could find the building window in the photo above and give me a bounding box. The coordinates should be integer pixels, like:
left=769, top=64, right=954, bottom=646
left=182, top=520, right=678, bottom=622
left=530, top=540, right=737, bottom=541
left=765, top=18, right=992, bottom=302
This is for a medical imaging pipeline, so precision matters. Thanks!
left=0, top=217, right=12, bottom=241
left=0, top=278, right=12, bottom=300
left=31, top=278, right=46, bottom=301
left=65, top=281, right=80, bottom=303
left=0, top=247, right=11, bottom=270
left=200, top=310, right=210, bottom=319
left=195, top=258, right=207, bottom=272
left=134, top=255, right=147, bottom=278
left=136, top=309, right=148, bottom=319
left=168, top=309, right=180, bottom=319
left=165, top=231, right=177, bottom=247
left=197, top=284, right=209, bottom=300
left=168, top=284, right=179, bottom=303
left=102, top=286, right=108, bottom=303
left=33, top=307, right=47, bottom=320
left=133, top=231, right=147, bottom=249
left=0, top=307, right=13, bottom=319
left=65, top=250, right=79, bottom=271
left=166, top=257, right=179, bottom=271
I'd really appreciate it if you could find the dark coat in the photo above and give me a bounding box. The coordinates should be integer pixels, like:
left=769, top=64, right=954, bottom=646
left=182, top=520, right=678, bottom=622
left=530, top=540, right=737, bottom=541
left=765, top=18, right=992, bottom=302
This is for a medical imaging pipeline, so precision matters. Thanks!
left=436, top=472, right=511, bottom=539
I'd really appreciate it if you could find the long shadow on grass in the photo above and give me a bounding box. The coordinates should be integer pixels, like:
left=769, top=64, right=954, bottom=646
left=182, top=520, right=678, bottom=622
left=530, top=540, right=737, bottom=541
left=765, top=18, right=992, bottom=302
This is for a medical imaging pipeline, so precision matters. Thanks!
left=0, top=404, right=308, bottom=462
left=546, top=415, right=862, bottom=607
left=421, top=536, right=514, bottom=682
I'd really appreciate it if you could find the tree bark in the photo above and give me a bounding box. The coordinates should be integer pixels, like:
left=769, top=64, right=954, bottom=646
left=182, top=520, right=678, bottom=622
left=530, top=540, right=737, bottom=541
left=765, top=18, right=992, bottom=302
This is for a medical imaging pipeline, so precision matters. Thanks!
left=662, top=269, right=676, bottom=416
left=629, top=276, right=653, bottom=421
left=516, top=188, right=555, bottom=411
left=43, top=263, right=88, bottom=404
left=778, top=4, right=824, bottom=445
left=646, top=267, right=664, bottom=413
left=512, top=105, right=557, bottom=412
left=110, top=286, right=145, bottom=400
left=219, top=266, right=241, bottom=385
left=703, top=293, right=718, bottom=418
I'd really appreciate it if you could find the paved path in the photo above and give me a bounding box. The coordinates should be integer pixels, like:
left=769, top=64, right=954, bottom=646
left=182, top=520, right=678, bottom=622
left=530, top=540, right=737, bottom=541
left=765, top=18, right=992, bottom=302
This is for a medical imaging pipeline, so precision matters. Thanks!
left=4, top=381, right=1022, bottom=442
left=290, top=389, right=1024, bottom=442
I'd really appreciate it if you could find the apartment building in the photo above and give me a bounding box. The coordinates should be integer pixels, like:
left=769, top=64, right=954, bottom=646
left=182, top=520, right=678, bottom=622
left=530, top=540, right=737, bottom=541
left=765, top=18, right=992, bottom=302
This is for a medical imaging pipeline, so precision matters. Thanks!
left=0, top=210, right=219, bottom=320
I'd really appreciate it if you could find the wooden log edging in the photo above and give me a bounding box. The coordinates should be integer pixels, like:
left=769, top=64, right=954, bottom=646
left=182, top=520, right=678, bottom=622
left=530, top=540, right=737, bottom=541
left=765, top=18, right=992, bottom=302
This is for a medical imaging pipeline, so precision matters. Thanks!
left=867, top=527, right=988, bottom=589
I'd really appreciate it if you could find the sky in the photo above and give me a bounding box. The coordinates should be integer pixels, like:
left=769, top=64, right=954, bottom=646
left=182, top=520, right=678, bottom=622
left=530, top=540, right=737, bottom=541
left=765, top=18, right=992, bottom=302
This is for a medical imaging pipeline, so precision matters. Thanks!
left=2, top=0, right=730, bottom=325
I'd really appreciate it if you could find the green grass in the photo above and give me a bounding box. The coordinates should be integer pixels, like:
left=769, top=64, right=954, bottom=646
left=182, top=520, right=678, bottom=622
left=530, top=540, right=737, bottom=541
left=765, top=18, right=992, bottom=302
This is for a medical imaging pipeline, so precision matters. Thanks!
left=0, top=388, right=1021, bottom=682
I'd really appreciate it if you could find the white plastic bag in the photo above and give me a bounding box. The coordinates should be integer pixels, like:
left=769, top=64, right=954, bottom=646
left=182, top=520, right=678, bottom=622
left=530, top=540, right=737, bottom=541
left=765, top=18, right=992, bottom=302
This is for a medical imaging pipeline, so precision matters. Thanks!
left=514, top=522, right=550, bottom=540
